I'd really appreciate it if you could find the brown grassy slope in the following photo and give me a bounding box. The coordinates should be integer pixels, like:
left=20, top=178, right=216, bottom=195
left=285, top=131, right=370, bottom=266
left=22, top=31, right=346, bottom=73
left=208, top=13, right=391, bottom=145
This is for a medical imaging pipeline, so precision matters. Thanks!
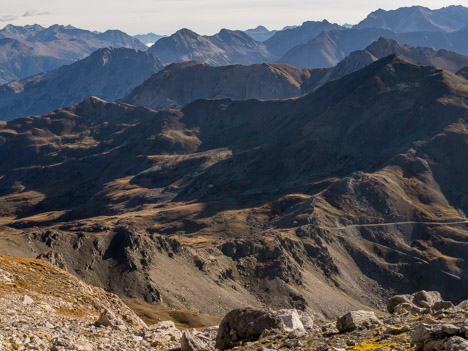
left=1, top=55, right=468, bottom=316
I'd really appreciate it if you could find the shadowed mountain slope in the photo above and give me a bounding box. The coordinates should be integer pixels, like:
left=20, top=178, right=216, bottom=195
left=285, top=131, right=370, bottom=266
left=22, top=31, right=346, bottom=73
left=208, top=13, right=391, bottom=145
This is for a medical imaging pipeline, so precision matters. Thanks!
left=457, top=67, right=468, bottom=80
left=2, top=56, right=468, bottom=318
left=323, top=37, right=468, bottom=82
left=0, top=47, right=164, bottom=120
left=0, top=24, right=147, bottom=84
left=121, top=61, right=328, bottom=110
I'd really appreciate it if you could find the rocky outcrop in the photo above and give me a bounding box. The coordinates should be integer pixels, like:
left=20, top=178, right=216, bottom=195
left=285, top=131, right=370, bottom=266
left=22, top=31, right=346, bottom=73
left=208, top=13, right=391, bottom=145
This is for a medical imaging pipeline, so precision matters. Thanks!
left=142, top=321, right=183, bottom=348
left=215, top=308, right=284, bottom=349
left=95, top=309, right=127, bottom=330
left=387, top=291, right=453, bottom=314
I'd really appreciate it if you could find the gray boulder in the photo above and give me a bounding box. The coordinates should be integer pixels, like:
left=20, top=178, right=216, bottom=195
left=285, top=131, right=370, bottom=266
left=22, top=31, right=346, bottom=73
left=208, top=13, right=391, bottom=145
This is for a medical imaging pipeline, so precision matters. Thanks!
left=413, top=291, right=443, bottom=309
left=336, top=310, right=380, bottom=332
left=445, top=336, right=468, bottom=351
left=145, top=320, right=182, bottom=347
left=387, top=290, right=452, bottom=314
left=457, top=300, right=468, bottom=309
left=181, top=330, right=210, bottom=351
left=411, top=323, right=462, bottom=351
left=215, top=308, right=284, bottom=350
left=95, top=309, right=125, bottom=330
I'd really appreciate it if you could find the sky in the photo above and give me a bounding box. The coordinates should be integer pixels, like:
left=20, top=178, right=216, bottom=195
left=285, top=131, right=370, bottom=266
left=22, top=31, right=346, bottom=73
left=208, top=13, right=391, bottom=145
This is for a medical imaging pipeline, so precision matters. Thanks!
left=0, top=0, right=464, bottom=35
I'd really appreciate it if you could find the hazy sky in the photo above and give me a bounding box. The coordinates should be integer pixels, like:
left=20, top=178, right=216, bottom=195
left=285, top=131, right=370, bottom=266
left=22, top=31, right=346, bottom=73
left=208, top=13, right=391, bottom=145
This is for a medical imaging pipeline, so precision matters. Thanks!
left=0, top=0, right=464, bottom=35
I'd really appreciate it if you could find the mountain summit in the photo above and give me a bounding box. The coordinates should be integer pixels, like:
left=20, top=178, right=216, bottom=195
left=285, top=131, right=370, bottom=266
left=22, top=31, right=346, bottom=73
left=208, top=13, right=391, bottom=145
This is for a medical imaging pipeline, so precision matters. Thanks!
left=355, top=5, right=468, bottom=32
left=148, top=28, right=273, bottom=65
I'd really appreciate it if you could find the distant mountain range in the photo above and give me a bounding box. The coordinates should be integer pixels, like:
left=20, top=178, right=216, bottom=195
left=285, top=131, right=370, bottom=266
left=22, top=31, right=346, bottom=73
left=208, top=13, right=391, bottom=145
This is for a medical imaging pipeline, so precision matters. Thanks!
left=121, top=38, right=468, bottom=112
left=1, top=5, right=468, bottom=86
left=0, top=24, right=147, bottom=83
left=0, top=47, right=164, bottom=120
left=244, top=26, right=277, bottom=42
left=264, top=20, right=344, bottom=57
left=355, top=5, right=468, bottom=32
left=148, top=28, right=273, bottom=65
left=134, top=33, right=166, bottom=45
left=2, top=37, right=468, bottom=121
left=278, top=27, right=468, bottom=68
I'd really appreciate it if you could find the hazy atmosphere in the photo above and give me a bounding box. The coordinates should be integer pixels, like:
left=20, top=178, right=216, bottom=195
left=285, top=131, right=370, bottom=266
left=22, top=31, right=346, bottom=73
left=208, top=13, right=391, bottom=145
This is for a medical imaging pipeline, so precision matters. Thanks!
left=4, top=0, right=468, bottom=350
left=1, top=0, right=462, bottom=34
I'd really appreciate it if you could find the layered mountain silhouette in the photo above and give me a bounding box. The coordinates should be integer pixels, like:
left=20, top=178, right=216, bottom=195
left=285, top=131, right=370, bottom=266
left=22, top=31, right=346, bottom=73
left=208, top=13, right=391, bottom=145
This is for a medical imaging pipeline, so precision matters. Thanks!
left=244, top=26, right=277, bottom=42
left=355, top=5, right=468, bottom=32
left=326, top=37, right=468, bottom=81
left=3, top=38, right=467, bottom=120
left=278, top=27, right=468, bottom=68
left=134, top=33, right=166, bottom=45
left=148, top=28, right=273, bottom=65
left=0, top=47, right=164, bottom=120
left=264, top=20, right=344, bottom=57
left=2, top=55, right=468, bottom=314
left=121, top=39, right=468, bottom=111
left=0, top=24, right=147, bottom=83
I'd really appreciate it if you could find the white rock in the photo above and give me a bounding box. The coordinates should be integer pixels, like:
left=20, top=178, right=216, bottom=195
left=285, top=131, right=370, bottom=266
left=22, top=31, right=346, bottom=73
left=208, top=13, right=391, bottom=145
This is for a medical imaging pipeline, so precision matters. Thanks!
left=22, top=295, right=34, bottom=305
left=274, top=309, right=305, bottom=333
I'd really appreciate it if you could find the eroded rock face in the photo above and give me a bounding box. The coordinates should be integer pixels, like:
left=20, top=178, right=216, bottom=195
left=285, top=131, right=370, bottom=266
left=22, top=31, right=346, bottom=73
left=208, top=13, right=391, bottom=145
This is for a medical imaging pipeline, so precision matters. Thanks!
left=336, top=310, right=381, bottom=332
left=387, top=290, right=453, bottom=314
left=215, top=308, right=284, bottom=350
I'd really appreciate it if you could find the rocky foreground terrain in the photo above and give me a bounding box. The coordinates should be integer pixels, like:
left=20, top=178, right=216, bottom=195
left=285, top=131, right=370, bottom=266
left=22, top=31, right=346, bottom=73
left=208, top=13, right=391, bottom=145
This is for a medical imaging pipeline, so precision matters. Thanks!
left=2, top=253, right=468, bottom=351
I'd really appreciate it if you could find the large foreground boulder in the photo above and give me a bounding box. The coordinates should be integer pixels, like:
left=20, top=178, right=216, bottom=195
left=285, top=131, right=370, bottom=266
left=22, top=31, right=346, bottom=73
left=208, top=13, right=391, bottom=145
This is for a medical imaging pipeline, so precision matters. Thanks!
left=336, top=310, right=381, bottom=332
left=215, top=308, right=284, bottom=350
left=387, top=291, right=453, bottom=314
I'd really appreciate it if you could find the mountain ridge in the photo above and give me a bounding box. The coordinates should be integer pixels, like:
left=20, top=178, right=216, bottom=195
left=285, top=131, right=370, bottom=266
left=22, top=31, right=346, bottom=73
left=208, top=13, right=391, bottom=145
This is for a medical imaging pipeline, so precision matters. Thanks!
left=2, top=55, right=468, bottom=317
left=0, top=47, right=164, bottom=120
